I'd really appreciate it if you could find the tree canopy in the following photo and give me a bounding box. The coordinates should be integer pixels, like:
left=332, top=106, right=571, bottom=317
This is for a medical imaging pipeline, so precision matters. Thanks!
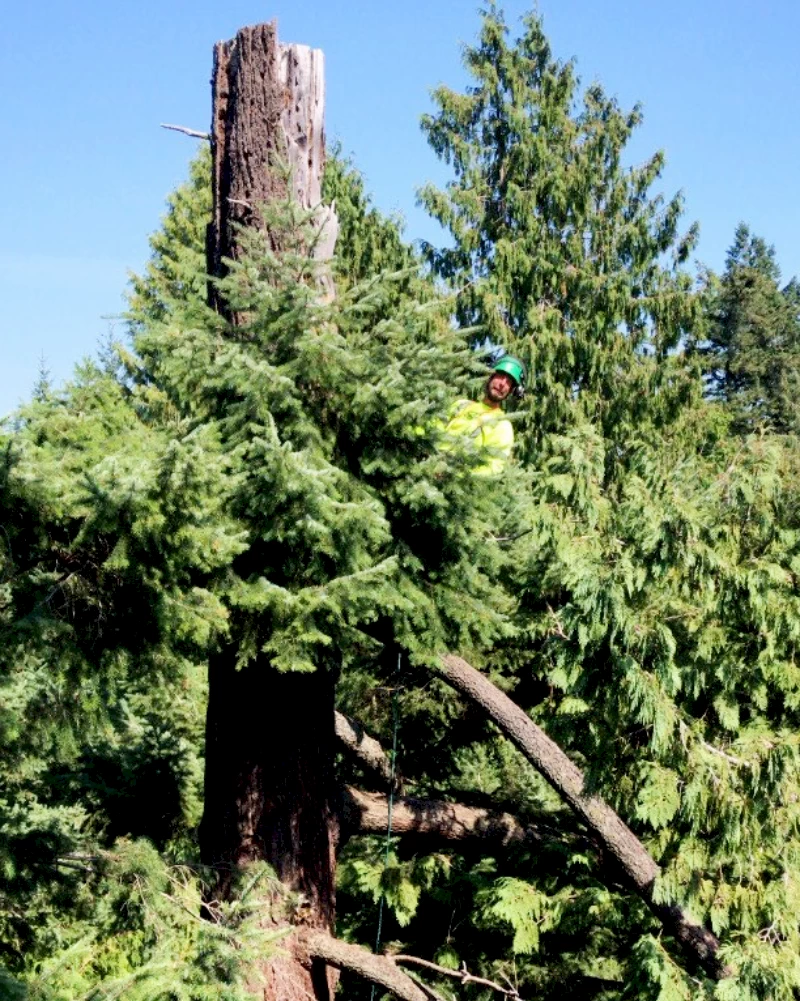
left=695, top=223, right=800, bottom=434
left=2, top=7, right=800, bottom=1001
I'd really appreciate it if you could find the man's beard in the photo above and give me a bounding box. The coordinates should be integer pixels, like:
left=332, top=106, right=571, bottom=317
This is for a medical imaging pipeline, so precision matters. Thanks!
left=486, top=381, right=509, bottom=403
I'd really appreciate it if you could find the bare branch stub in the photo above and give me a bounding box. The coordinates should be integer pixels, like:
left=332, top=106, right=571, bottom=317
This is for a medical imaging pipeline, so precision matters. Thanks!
left=160, top=123, right=211, bottom=140
left=394, top=955, right=522, bottom=999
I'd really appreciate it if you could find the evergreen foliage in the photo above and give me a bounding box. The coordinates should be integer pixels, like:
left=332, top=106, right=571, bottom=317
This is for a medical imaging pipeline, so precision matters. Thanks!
left=696, top=223, right=800, bottom=433
left=321, top=144, right=419, bottom=288
left=332, top=9, right=800, bottom=999
left=3, top=842, right=283, bottom=1001
left=3, top=8, right=800, bottom=1001
left=128, top=147, right=213, bottom=332
left=418, top=3, right=700, bottom=455
left=1, top=147, right=520, bottom=997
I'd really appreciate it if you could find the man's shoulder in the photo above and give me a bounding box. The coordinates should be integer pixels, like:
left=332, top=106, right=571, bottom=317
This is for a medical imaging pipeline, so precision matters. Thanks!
left=449, top=399, right=497, bottom=417
left=449, top=398, right=481, bottom=413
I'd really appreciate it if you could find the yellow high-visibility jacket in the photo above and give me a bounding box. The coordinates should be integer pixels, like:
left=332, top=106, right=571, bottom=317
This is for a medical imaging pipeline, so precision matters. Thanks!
left=443, top=399, right=514, bottom=476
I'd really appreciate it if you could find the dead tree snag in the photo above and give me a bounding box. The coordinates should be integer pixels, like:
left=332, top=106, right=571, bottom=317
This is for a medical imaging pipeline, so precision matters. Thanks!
left=208, top=21, right=336, bottom=315
left=200, top=21, right=339, bottom=1001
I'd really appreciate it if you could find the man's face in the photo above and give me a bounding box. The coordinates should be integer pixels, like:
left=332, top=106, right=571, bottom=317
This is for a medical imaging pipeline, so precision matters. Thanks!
left=485, top=371, right=515, bottom=403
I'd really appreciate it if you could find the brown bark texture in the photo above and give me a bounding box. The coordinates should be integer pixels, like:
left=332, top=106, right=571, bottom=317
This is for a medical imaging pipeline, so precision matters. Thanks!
left=202, top=21, right=339, bottom=1001
left=200, top=652, right=340, bottom=1000
left=334, top=710, right=402, bottom=791
left=342, top=785, right=550, bottom=849
left=304, top=933, right=438, bottom=1001
left=208, top=21, right=336, bottom=315
left=200, top=653, right=339, bottom=916
left=439, top=654, right=729, bottom=981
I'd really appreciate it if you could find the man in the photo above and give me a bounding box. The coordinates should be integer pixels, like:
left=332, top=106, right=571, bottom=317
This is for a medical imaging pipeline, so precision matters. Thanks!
left=444, top=355, right=525, bottom=475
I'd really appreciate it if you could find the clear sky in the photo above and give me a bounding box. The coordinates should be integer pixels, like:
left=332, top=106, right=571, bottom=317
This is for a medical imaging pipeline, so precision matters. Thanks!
left=1, top=0, right=797, bottom=416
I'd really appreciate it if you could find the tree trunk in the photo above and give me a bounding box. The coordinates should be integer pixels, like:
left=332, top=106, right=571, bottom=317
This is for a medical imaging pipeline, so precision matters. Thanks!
left=207, top=20, right=336, bottom=315
left=201, top=652, right=339, bottom=1000
left=201, top=653, right=339, bottom=914
left=200, top=21, right=338, bottom=1001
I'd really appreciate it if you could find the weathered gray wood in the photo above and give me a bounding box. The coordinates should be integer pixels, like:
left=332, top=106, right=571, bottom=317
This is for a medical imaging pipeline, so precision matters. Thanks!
left=279, top=42, right=326, bottom=210
left=207, top=21, right=337, bottom=314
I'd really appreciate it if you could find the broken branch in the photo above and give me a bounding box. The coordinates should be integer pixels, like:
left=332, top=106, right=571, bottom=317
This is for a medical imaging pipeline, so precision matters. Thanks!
left=394, top=955, right=522, bottom=998
left=160, top=123, right=211, bottom=140
left=305, top=932, right=443, bottom=1001
left=335, top=711, right=401, bottom=790
left=438, top=653, right=729, bottom=981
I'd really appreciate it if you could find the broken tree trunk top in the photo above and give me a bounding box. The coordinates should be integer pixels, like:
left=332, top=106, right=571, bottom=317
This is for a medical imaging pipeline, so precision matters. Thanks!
left=208, top=21, right=337, bottom=310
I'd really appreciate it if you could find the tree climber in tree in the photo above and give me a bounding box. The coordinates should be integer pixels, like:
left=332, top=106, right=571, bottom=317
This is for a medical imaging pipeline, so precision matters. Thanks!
left=443, top=355, right=525, bottom=475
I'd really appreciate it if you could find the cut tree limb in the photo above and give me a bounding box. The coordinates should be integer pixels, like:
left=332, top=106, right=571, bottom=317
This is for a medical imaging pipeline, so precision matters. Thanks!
left=342, top=786, right=573, bottom=852
left=335, top=711, right=400, bottom=790
left=304, top=933, right=441, bottom=1001
left=438, top=654, right=729, bottom=981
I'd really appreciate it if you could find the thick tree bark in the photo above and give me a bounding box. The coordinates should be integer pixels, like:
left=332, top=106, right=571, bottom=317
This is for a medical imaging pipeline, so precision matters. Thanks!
left=201, top=21, right=338, bottom=1001
left=439, top=654, right=729, bottom=981
left=201, top=652, right=339, bottom=915
left=201, top=651, right=339, bottom=1000
left=208, top=21, right=336, bottom=315
left=341, top=786, right=558, bottom=850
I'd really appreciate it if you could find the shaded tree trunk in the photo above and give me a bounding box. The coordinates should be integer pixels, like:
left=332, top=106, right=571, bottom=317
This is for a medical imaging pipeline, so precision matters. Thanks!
left=201, top=652, right=339, bottom=918
left=201, top=652, right=339, bottom=1000
left=200, top=21, right=338, bottom=1001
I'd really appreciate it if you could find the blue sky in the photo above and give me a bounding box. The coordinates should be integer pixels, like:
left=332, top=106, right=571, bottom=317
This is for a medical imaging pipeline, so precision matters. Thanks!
left=1, top=0, right=798, bottom=416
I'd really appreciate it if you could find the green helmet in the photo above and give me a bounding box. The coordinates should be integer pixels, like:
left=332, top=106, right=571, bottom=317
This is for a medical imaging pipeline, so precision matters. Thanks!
left=492, top=355, right=526, bottom=387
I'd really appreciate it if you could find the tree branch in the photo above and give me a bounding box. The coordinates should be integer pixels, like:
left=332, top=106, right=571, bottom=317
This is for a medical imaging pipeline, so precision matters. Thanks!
left=160, top=122, right=211, bottom=140
left=335, top=710, right=401, bottom=791
left=304, top=932, right=443, bottom=1001
left=394, top=955, right=522, bottom=998
left=52, top=858, right=95, bottom=873
left=438, top=654, right=729, bottom=981
left=342, top=786, right=576, bottom=853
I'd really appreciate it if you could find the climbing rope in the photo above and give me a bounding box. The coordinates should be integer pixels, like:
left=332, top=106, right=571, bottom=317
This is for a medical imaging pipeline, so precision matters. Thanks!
left=370, top=651, right=401, bottom=1001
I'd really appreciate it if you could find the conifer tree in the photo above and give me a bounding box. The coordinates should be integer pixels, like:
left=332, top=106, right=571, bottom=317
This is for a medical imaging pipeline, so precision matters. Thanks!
left=322, top=144, right=420, bottom=288
left=1, top=147, right=522, bottom=1000
left=127, top=143, right=424, bottom=336
left=128, top=146, right=213, bottom=331
left=698, top=223, right=800, bottom=433
left=0, top=363, right=247, bottom=990
left=7, top=10, right=800, bottom=1001
left=419, top=3, right=700, bottom=457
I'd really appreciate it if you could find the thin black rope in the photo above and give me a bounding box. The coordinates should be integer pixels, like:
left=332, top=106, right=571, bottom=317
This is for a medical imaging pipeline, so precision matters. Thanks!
left=370, top=651, right=401, bottom=1001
